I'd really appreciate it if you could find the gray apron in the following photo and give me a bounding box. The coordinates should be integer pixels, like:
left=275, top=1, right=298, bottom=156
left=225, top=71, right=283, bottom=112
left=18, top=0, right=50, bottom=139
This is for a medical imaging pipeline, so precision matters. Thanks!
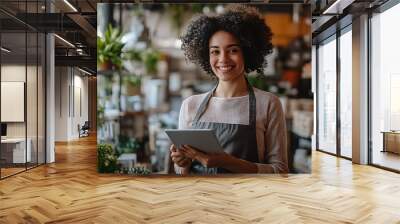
left=190, top=79, right=259, bottom=174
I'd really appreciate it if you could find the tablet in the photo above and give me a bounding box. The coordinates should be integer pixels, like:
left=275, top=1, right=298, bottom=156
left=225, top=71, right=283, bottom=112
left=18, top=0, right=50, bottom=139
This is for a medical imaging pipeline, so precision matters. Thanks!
left=164, top=129, right=224, bottom=154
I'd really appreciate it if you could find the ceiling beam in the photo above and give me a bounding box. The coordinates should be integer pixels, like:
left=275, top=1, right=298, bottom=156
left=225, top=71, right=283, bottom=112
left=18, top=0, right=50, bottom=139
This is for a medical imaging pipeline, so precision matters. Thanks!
left=66, top=13, right=97, bottom=45
left=55, top=55, right=96, bottom=71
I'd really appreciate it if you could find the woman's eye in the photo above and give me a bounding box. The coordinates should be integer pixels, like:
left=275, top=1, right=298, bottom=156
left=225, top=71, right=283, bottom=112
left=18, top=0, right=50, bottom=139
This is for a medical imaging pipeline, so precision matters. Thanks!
left=230, top=48, right=239, bottom=53
left=210, top=50, right=219, bottom=55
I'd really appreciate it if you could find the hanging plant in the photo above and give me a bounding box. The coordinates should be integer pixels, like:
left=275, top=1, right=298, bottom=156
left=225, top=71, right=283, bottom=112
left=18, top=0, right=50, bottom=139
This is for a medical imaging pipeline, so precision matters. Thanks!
left=168, top=5, right=185, bottom=34
left=142, top=49, right=161, bottom=75
left=124, top=48, right=161, bottom=75
left=97, top=24, right=125, bottom=70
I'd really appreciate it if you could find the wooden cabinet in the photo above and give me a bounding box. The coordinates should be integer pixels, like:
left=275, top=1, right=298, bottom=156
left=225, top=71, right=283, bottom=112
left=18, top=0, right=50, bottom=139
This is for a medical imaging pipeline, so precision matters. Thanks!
left=382, top=131, right=400, bottom=154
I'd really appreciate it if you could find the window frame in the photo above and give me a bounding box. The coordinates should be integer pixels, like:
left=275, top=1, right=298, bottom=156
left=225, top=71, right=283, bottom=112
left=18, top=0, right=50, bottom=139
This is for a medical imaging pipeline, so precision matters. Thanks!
left=315, top=17, right=353, bottom=160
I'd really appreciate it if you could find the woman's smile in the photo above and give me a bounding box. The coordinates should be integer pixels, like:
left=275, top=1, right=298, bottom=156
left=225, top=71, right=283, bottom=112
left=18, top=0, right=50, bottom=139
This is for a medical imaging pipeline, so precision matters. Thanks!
left=216, top=64, right=235, bottom=73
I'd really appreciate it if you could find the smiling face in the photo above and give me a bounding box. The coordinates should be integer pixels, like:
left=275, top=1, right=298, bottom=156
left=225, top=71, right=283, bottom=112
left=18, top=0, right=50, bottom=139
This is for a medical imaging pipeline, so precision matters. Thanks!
left=209, top=31, right=245, bottom=82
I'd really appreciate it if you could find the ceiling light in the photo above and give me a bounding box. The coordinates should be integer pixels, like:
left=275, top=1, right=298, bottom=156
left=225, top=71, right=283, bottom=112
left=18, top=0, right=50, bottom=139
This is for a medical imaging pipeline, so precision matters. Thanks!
left=323, top=0, right=355, bottom=15
left=54, top=34, right=75, bottom=48
left=63, top=0, right=78, bottom=12
left=78, top=67, right=93, bottom=76
left=1, top=47, right=11, bottom=53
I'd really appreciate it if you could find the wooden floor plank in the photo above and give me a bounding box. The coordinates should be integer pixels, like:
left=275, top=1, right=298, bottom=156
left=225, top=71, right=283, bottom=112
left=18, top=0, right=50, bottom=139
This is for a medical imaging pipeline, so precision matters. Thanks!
left=0, top=135, right=399, bottom=223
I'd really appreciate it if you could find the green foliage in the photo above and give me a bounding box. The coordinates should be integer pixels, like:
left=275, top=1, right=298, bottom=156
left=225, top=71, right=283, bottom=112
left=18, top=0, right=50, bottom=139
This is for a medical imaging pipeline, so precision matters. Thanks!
left=123, top=75, right=141, bottom=88
left=124, top=48, right=160, bottom=75
left=97, top=143, right=119, bottom=173
left=168, top=5, right=185, bottom=32
left=103, top=75, right=114, bottom=96
left=97, top=24, right=125, bottom=70
left=117, top=135, right=141, bottom=154
left=124, top=49, right=142, bottom=62
left=142, top=49, right=160, bottom=74
left=247, top=74, right=270, bottom=91
left=117, top=167, right=151, bottom=175
left=97, top=102, right=105, bottom=129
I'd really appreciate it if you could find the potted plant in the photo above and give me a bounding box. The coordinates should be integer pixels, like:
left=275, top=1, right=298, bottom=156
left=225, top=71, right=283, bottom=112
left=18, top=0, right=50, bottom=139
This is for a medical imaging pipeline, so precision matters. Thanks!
left=124, top=48, right=161, bottom=76
left=123, top=75, right=141, bottom=96
left=247, top=74, right=270, bottom=92
left=97, top=143, right=119, bottom=173
left=168, top=5, right=185, bottom=34
left=117, top=167, right=151, bottom=175
left=97, top=24, right=125, bottom=71
left=142, top=49, right=161, bottom=75
left=117, top=135, right=142, bottom=155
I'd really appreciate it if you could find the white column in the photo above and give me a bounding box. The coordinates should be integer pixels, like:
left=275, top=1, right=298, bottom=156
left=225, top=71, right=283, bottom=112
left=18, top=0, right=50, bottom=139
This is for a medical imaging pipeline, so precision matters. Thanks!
left=311, top=45, right=317, bottom=151
left=46, top=33, right=55, bottom=163
left=352, top=14, right=369, bottom=164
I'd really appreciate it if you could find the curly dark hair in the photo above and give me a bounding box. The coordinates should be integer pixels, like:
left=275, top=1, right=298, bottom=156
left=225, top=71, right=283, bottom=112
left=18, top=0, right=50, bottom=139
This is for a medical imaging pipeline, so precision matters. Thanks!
left=180, top=5, right=273, bottom=76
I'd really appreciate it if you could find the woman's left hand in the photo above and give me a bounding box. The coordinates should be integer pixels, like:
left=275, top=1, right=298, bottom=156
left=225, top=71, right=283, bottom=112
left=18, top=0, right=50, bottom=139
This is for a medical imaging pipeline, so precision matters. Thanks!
left=180, top=145, right=229, bottom=168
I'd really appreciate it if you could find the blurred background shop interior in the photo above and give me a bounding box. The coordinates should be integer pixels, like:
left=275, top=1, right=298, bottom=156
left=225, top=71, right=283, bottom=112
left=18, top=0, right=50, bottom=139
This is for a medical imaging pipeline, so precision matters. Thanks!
left=96, top=4, right=312, bottom=174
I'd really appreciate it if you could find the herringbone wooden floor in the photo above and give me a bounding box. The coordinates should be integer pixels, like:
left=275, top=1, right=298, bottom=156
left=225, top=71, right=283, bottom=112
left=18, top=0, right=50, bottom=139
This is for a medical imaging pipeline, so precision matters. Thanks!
left=1, top=135, right=400, bottom=223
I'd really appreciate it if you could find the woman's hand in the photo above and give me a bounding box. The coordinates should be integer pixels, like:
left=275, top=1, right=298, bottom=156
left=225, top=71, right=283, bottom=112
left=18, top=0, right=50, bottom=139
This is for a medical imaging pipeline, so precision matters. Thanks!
left=180, top=145, right=229, bottom=168
left=170, top=144, right=192, bottom=168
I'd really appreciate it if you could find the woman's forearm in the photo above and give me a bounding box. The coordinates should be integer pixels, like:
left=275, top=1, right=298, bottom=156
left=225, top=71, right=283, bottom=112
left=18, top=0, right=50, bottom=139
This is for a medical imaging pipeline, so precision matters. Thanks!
left=219, top=154, right=258, bottom=173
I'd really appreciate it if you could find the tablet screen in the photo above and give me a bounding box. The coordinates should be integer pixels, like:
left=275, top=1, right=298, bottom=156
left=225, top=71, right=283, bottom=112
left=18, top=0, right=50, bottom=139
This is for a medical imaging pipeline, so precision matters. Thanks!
left=165, top=129, right=224, bottom=154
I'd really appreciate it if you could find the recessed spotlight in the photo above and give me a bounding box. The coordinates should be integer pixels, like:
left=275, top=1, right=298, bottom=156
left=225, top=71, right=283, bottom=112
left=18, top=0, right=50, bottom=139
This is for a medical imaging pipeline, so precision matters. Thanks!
left=1, top=47, right=11, bottom=53
left=63, top=0, right=78, bottom=12
left=54, top=34, right=75, bottom=48
left=78, top=67, right=93, bottom=76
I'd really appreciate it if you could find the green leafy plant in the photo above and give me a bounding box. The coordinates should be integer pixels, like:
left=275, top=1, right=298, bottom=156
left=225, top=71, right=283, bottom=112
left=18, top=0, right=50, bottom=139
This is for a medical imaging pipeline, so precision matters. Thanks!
left=168, top=5, right=185, bottom=33
left=117, top=135, right=142, bottom=154
left=142, top=49, right=161, bottom=74
left=97, top=102, right=105, bottom=129
left=122, top=75, right=141, bottom=96
left=103, top=75, right=114, bottom=96
left=124, top=49, right=142, bottom=62
left=124, top=48, right=161, bottom=75
left=117, top=167, right=151, bottom=175
left=97, top=143, right=119, bottom=173
left=97, top=24, right=125, bottom=70
left=123, top=75, right=141, bottom=88
left=247, top=74, right=270, bottom=92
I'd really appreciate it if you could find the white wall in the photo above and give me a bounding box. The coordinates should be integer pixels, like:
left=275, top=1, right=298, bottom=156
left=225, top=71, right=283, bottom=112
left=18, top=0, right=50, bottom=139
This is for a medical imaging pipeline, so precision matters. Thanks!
left=1, top=65, right=26, bottom=138
left=54, top=67, right=89, bottom=141
left=55, top=67, right=69, bottom=141
left=1, top=64, right=46, bottom=164
left=1, top=65, right=38, bottom=138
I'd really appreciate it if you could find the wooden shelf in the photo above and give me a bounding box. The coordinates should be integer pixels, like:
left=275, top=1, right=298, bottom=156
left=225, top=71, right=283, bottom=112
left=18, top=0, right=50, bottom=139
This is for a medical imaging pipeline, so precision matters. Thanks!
left=97, top=69, right=136, bottom=76
left=119, top=111, right=146, bottom=117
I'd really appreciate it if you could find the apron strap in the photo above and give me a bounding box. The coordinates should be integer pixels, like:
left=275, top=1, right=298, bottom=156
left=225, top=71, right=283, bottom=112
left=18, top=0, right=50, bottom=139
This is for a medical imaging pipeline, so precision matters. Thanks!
left=192, top=81, right=218, bottom=123
left=192, top=77, right=257, bottom=127
left=247, top=78, right=256, bottom=128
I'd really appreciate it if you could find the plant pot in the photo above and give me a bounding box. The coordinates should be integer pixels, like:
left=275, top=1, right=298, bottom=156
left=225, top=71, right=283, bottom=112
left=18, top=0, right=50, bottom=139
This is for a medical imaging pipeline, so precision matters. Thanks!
left=98, top=60, right=113, bottom=71
left=126, top=85, right=141, bottom=96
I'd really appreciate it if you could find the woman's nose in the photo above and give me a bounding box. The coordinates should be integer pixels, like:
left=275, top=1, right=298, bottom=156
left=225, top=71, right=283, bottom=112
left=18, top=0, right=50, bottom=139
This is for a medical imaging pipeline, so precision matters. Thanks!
left=218, top=51, right=229, bottom=62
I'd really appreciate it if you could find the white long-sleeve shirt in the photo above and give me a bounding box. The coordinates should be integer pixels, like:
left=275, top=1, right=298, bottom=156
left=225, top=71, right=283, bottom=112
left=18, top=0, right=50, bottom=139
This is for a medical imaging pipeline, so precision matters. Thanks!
left=176, top=87, right=288, bottom=174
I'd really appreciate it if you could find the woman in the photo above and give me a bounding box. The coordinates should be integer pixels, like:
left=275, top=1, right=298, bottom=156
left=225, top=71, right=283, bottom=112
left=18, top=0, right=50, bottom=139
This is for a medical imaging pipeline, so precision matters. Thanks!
left=170, top=5, right=288, bottom=174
